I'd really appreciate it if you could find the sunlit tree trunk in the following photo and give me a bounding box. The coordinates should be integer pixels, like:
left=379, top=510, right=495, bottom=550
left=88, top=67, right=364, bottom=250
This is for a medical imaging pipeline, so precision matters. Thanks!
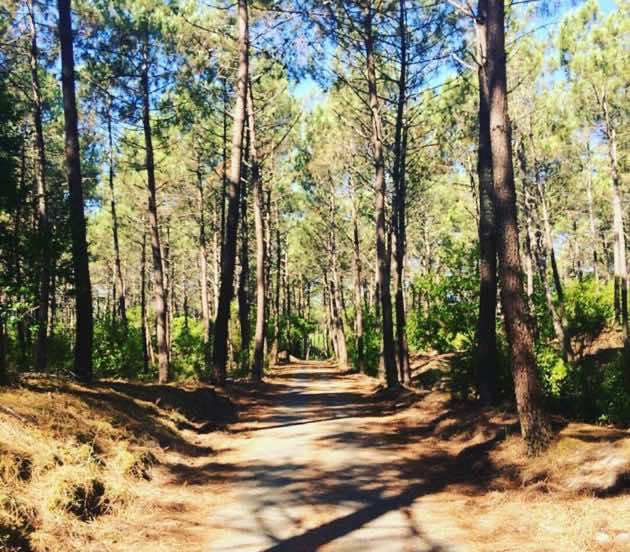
left=351, top=193, right=365, bottom=372
left=601, top=98, right=629, bottom=347
left=106, top=105, right=127, bottom=331
left=141, top=35, right=169, bottom=383
left=248, top=82, right=266, bottom=381
left=392, top=0, right=410, bottom=383
left=585, top=146, right=599, bottom=283
left=364, top=1, right=398, bottom=388
left=58, top=0, right=93, bottom=383
left=487, top=0, right=551, bottom=455
left=140, top=227, right=150, bottom=373
left=212, top=0, right=249, bottom=385
left=197, top=159, right=211, bottom=366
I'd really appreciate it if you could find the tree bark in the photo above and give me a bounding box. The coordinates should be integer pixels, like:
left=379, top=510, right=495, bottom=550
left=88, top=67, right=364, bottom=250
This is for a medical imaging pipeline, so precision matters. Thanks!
left=197, top=159, right=211, bottom=365
left=237, top=145, right=250, bottom=372
left=106, top=105, right=127, bottom=330
left=329, top=188, right=348, bottom=370
left=602, top=98, right=629, bottom=346
left=392, top=0, right=410, bottom=384
left=475, top=0, right=498, bottom=403
left=364, top=1, right=398, bottom=388
left=141, top=227, right=150, bottom=373
left=57, top=0, right=93, bottom=383
left=141, top=35, right=169, bottom=383
left=248, top=81, right=266, bottom=381
left=212, top=0, right=248, bottom=385
left=585, top=146, right=599, bottom=283
left=487, top=0, right=550, bottom=455
left=28, top=0, right=51, bottom=373
left=351, top=194, right=365, bottom=372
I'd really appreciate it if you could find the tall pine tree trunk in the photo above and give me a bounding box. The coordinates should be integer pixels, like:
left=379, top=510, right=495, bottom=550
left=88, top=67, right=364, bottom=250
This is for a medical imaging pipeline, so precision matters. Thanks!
left=475, top=0, right=498, bottom=403
left=141, top=37, right=169, bottom=383
left=212, top=0, right=248, bottom=385
left=237, top=152, right=250, bottom=372
left=392, top=0, right=410, bottom=383
left=140, top=227, right=150, bottom=373
left=197, top=160, right=211, bottom=365
left=57, top=0, right=93, bottom=383
left=364, top=1, right=398, bottom=388
left=28, top=0, right=51, bottom=373
left=602, top=100, right=629, bottom=347
left=351, top=195, right=365, bottom=372
left=487, top=0, right=550, bottom=454
left=248, top=81, right=266, bottom=381
left=106, top=106, right=127, bottom=330
left=585, top=145, right=599, bottom=283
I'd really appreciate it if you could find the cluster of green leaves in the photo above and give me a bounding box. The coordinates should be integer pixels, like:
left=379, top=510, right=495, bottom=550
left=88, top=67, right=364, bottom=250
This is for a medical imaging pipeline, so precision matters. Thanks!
left=407, top=244, right=479, bottom=353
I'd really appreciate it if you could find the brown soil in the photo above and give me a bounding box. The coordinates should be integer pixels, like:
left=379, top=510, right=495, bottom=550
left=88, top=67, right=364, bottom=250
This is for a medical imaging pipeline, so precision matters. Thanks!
left=3, top=361, right=629, bottom=551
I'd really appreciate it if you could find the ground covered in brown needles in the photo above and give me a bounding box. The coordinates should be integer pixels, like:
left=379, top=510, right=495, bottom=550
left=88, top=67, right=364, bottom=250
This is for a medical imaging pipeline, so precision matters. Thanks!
left=1, top=361, right=628, bottom=551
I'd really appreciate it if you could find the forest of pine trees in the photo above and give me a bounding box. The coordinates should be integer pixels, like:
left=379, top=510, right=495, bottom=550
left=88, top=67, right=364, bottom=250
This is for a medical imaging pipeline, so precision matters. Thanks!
left=0, top=0, right=629, bottom=459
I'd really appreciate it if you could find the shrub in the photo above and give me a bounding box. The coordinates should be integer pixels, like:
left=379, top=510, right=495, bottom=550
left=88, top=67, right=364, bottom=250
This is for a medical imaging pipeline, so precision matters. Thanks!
left=563, top=280, right=614, bottom=360
left=93, top=315, right=145, bottom=379
left=407, top=244, right=478, bottom=353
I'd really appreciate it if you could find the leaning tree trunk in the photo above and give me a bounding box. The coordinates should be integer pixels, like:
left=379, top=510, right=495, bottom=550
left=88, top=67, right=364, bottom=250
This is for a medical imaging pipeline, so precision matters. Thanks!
left=487, top=0, right=551, bottom=455
left=212, top=0, right=248, bottom=385
left=248, top=81, right=266, bottom=381
left=141, top=38, right=169, bottom=383
left=106, top=106, right=127, bottom=330
left=364, top=1, right=398, bottom=388
left=28, top=0, right=51, bottom=374
left=475, top=0, right=498, bottom=404
left=58, top=0, right=93, bottom=383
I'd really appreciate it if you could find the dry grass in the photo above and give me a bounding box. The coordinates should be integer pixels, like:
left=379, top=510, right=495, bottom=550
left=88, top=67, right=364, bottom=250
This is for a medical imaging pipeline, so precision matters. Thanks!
left=0, top=376, right=230, bottom=551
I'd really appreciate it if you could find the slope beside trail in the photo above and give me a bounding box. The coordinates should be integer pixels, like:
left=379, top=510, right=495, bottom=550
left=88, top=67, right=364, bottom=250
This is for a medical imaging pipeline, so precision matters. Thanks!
left=118, top=360, right=628, bottom=552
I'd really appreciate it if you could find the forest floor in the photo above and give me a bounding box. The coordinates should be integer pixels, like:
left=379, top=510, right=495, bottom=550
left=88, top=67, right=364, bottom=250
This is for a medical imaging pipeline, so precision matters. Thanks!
left=2, top=360, right=629, bottom=551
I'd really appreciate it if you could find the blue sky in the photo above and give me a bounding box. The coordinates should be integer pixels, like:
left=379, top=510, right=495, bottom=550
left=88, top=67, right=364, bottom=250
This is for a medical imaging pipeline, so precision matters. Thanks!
left=289, top=0, right=619, bottom=110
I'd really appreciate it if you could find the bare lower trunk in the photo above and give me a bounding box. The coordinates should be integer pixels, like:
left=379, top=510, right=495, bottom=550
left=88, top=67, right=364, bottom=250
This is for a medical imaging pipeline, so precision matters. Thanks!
left=351, top=197, right=365, bottom=372
left=392, top=0, right=410, bottom=384
left=58, top=0, right=93, bottom=383
left=248, top=82, right=266, bottom=381
left=28, top=0, right=51, bottom=373
left=475, top=0, right=498, bottom=403
left=141, top=38, right=169, bottom=383
left=487, top=0, right=551, bottom=455
left=586, top=150, right=599, bottom=283
left=237, top=154, right=250, bottom=372
left=107, top=107, right=127, bottom=330
left=198, top=162, right=211, bottom=366
left=141, top=229, right=150, bottom=373
left=212, top=0, right=248, bottom=385
left=364, top=2, right=398, bottom=388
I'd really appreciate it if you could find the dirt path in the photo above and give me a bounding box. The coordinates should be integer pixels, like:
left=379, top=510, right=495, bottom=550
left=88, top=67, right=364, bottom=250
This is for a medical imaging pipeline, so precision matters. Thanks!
left=201, top=361, right=453, bottom=551
left=138, top=361, right=628, bottom=552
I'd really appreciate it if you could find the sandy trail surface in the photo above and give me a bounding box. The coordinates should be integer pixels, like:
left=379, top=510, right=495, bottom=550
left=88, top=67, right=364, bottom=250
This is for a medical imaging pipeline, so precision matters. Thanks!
left=125, top=361, right=628, bottom=552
